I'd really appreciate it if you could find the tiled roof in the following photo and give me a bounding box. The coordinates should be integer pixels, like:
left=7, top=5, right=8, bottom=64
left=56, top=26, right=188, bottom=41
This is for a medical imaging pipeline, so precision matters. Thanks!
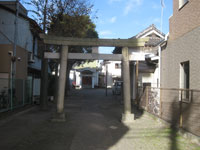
left=145, top=38, right=163, bottom=47
left=133, top=24, right=165, bottom=38
left=130, top=24, right=165, bottom=47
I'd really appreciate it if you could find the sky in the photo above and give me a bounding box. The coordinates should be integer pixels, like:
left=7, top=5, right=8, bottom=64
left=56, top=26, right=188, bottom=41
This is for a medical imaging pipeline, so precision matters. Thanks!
left=91, top=0, right=173, bottom=53
left=22, top=0, right=173, bottom=54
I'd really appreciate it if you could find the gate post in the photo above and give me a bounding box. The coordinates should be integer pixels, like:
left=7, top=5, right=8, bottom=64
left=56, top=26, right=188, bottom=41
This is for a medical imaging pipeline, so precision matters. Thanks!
left=52, top=45, right=68, bottom=122
left=121, top=47, right=134, bottom=123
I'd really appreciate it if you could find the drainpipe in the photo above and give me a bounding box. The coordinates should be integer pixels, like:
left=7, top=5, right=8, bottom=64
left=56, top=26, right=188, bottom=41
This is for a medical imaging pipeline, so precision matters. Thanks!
left=158, top=46, right=161, bottom=88
left=158, top=33, right=169, bottom=88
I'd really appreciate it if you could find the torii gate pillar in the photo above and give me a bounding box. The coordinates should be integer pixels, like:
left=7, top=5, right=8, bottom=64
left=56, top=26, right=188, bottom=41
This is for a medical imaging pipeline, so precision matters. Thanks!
left=121, top=47, right=134, bottom=123
left=52, top=45, right=68, bottom=122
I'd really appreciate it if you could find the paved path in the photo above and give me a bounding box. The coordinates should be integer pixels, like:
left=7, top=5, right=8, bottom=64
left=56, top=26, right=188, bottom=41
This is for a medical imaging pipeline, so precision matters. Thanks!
left=0, top=89, right=199, bottom=150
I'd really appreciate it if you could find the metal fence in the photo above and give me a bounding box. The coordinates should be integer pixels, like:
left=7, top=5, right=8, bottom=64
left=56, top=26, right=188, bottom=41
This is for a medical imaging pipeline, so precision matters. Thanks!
left=139, top=86, right=200, bottom=137
left=0, top=78, right=32, bottom=113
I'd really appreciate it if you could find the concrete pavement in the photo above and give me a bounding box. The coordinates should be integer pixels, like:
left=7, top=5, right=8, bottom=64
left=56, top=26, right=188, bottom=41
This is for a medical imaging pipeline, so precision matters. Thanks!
left=0, top=89, right=199, bottom=150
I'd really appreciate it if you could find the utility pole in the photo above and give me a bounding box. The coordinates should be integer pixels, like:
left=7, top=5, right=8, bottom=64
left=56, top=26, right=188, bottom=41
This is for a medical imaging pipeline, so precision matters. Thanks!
left=13, top=0, right=19, bottom=75
left=160, top=0, right=165, bottom=32
left=10, top=0, right=19, bottom=110
left=40, top=0, right=49, bottom=110
left=105, top=63, right=108, bottom=96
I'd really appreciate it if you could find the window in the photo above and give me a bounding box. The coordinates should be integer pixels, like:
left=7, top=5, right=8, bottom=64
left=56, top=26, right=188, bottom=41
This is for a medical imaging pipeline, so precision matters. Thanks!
left=180, top=61, right=190, bottom=100
left=115, top=63, right=121, bottom=69
left=179, top=0, right=188, bottom=9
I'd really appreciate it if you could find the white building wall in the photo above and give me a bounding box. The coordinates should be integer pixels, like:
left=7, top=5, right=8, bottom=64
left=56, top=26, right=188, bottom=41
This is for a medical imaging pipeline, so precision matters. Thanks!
left=73, top=69, right=99, bottom=89
left=69, top=70, right=75, bottom=86
left=75, top=72, right=81, bottom=88
left=138, top=70, right=159, bottom=88
left=101, top=61, right=122, bottom=88
left=94, top=72, right=99, bottom=86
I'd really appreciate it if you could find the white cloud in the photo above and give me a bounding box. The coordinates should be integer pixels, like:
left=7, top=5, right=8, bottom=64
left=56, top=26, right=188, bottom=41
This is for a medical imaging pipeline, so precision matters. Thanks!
left=124, top=0, right=143, bottom=15
left=99, top=30, right=112, bottom=36
left=109, top=16, right=117, bottom=23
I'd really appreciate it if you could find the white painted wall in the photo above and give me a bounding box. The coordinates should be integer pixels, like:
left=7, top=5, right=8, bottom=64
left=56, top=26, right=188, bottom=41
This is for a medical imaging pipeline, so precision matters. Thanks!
left=138, top=70, right=159, bottom=88
left=71, top=69, right=99, bottom=89
left=101, top=61, right=122, bottom=88
left=75, top=72, right=81, bottom=88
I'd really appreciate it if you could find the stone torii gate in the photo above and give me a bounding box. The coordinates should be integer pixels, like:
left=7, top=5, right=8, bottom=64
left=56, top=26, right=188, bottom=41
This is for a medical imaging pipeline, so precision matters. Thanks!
left=40, top=34, right=149, bottom=123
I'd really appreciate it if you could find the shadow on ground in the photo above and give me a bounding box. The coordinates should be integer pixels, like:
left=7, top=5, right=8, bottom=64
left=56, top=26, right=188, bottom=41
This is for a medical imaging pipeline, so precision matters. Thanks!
left=0, top=89, right=199, bottom=150
left=0, top=89, right=129, bottom=150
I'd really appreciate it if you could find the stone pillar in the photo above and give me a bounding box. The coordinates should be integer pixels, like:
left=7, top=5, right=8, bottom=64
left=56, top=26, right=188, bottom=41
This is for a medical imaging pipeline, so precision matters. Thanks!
left=52, top=45, right=68, bottom=122
left=121, top=47, right=134, bottom=123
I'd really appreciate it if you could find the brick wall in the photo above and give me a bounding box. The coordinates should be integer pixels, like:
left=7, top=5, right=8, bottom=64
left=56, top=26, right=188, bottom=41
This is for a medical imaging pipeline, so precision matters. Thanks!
left=169, top=0, right=200, bottom=40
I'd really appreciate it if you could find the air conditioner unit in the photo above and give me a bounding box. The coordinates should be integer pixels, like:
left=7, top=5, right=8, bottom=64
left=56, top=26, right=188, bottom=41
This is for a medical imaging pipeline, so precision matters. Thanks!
left=28, top=52, right=35, bottom=63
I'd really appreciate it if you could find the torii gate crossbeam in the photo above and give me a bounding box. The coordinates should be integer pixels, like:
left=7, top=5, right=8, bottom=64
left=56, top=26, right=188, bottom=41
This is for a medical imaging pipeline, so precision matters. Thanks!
left=44, top=52, right=146, bottom=61
left=40, top=34, right=149, bottom=123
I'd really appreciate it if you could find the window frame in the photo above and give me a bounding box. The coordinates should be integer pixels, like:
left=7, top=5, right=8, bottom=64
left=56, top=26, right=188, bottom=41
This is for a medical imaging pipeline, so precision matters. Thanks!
left=179, top=61, right=190, bottom=102
left=115, top=63, right=121, bottom=69
left=179, top=0, right=189, bottom=10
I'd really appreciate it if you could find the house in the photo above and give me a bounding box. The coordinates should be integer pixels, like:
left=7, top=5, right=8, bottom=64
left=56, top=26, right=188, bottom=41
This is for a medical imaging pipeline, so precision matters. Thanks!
left=70, top=60, right=99, bottom=89
left=99, top=61, right=122, bottom=88
left=0, top=1, right=43, bottom=106
left=106, top=25, right=165, bottom=99
left=130, top=24, right=165, bottom=86
left=161, top=0, right=200, bottom=90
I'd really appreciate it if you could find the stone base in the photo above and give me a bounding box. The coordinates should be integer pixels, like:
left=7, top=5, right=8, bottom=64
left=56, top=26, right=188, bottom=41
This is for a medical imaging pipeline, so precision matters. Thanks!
left=121, top=113, right=134, bottom=124
left=50, top=112, right=66, bottom=122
